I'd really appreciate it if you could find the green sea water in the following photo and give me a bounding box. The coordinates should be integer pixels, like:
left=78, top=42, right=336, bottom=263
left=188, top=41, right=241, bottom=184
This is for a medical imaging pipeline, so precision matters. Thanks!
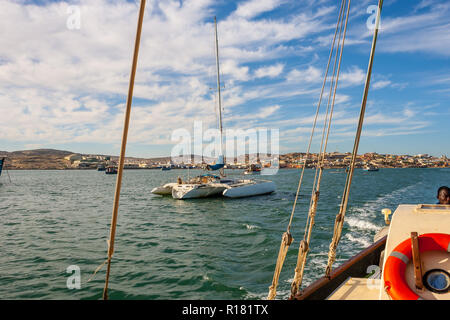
left=0, top=168, right=449, bottom=300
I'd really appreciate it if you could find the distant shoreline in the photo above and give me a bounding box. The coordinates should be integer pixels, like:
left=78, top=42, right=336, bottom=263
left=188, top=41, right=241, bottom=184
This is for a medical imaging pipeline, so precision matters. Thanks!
left=1, top=148, right=448, bottom=171
left=3, top=166, right=448, bottom=171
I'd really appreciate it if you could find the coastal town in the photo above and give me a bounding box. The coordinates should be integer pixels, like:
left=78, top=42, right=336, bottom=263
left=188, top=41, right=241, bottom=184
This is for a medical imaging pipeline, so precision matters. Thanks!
left=0, top=149, right=448, bottom=170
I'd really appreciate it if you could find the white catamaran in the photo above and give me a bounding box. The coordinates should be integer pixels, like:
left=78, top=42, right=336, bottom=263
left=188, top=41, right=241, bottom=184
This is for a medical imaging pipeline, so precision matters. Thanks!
left=154, top=17, right=276, bottom=200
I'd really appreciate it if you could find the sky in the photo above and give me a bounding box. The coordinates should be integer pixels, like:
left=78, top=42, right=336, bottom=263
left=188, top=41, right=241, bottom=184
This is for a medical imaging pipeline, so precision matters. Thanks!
left=0, top=0, right=449, bottom=158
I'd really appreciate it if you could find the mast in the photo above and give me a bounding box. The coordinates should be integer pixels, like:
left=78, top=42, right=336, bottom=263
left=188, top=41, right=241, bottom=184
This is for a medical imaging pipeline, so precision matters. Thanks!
left=103, top=0, right=146, bottom=300
left=214, top=16, right=224, bottom=154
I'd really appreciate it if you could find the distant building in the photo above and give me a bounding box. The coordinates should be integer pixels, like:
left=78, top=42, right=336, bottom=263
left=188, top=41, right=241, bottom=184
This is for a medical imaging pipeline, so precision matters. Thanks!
left=64, top=154, right=82, bottom=162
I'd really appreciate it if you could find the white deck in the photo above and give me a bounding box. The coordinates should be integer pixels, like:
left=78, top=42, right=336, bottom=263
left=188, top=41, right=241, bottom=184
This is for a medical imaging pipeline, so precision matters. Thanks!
left=327, top=204, right=450, bottom=300
left=327, top=278, right=381, bottom=300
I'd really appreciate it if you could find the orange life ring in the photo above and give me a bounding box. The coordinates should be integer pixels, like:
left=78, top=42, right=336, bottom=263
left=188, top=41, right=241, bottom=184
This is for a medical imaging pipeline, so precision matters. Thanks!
left=383, top=233, right=450, bottom=300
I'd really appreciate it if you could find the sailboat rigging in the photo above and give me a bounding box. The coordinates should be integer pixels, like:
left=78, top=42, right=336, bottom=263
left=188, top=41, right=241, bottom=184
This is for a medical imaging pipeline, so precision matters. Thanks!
left=205, top=16, right=225, bottom=173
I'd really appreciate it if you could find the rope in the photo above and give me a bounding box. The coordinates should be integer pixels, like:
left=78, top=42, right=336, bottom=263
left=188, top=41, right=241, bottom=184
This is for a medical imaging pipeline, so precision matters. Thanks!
left=266, top=0, right=346, bottom=300
left=267, top=232, right=293, bottom=300
left=86, top=258, right=108, bottom=283
left=325, top=0, right=383, bottom=278
left=290, top=0, right=351, bottom=297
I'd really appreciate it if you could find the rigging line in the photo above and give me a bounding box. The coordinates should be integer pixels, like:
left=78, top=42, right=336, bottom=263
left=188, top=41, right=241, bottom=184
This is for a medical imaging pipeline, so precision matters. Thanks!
left=102, top=0, right=146, bottom=300
left=302, top=2, right=346, bottom=241
left=304, top=0, right=350, bottom=244
left=267, top=0, right=346, bottom=301
left=313, top=0, right=350, bottom=191
left=320, top=14, right=349, bottom=167
left=325, top=0, right=383, bottom=278
left=286, top=0, right=346, bottom=233
left=290, top=0, right=351, bottom=297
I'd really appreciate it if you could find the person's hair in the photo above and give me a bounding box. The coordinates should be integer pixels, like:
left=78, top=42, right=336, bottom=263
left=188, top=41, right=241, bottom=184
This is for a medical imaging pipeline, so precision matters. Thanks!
left=437, top=186, right=450, bottom=196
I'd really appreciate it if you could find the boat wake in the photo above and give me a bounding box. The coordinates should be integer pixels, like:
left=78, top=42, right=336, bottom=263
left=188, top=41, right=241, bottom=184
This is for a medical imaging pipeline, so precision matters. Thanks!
left=342, top=182, right=424, bottom=253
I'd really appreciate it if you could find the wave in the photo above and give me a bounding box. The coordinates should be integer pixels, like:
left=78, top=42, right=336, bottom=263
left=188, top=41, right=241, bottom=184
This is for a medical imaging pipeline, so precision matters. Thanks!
left=344, top=233, right=372, bottom=248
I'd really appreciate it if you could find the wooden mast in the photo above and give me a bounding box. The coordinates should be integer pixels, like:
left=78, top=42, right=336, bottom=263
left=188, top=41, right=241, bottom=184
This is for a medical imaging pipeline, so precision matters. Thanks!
left=103, top=0, right=146, bottom=300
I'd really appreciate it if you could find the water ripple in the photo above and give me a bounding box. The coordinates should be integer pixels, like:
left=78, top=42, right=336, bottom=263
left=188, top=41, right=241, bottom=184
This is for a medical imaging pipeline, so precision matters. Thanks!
left=0, top=168, right=445, bottom=299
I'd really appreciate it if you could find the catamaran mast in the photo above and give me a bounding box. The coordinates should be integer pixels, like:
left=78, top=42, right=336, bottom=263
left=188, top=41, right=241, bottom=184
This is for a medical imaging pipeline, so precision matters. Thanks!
left=214, top=16, right=224, bottom=152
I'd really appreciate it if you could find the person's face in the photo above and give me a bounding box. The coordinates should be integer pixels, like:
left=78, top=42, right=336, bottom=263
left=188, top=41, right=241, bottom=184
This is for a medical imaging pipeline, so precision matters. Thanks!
left=438, top=189, right=450, bottom=204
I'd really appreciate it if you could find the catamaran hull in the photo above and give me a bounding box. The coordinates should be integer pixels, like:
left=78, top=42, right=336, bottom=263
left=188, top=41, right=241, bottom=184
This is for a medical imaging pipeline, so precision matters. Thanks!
left=151, top=183, right=178, bottom=196
left=172, top=184, right=227, bottom=199
left=222, top=181, right=276, bottom=198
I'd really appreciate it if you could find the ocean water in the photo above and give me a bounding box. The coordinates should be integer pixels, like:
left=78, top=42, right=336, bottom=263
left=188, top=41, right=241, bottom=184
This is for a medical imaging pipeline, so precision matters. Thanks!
left=0, top=168, right=448, bottom=300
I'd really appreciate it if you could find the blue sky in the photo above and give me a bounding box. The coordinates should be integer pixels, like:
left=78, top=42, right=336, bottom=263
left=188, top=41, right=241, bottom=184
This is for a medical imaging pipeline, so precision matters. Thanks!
left=0, top=0, right=449, bottom=158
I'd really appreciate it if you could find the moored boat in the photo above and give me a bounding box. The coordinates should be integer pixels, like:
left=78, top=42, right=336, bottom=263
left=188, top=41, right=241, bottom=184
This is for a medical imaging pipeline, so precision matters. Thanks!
left=243, top=163, right=262, bottom=175
left=150, top=17, right=277, bottom=200
left=172, top=182, right=228, bottom=199
left=170, top=174, right=226, bottom=199
left=222, top=179, right=275, bottom=198
left=0, top=157, right=4, bottom=177
left=105, top=166, right=118, bottom=174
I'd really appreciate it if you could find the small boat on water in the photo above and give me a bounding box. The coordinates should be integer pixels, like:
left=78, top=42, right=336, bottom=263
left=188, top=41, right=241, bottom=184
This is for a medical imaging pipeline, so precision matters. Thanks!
left=105, top=166, right=118, bottom=174
left=363, top=165, right=379, bottom=171
left=243, top=163, right=262, bottom=175
left=161, top=166, right=171, bottom=171
left=0, top=157, right=4, bottom=177
left=97, top=164, right=106, bottom=171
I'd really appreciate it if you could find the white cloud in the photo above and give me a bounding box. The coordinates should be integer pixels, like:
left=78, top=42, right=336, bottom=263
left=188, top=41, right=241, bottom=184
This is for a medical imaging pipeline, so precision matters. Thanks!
left=234, top=0, right=284, bottom=19
left=254, top=63, right=284, bottom=78
left=0, top=0, right=443, bottom=156
left=356, top=1, right=450, bottom=56
left=286, top=66, right=322, bottom=83
left=339, top=66, right=365, bottom=87
left=372, top=80, right=391, bottom=90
